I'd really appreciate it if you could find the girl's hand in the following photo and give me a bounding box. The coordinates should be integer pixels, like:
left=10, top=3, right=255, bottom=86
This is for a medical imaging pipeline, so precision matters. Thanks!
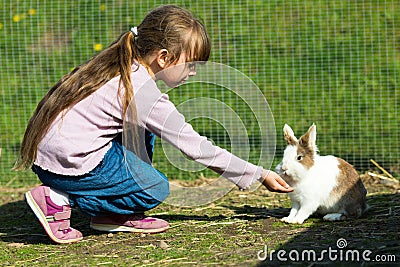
left=260, top=170, right=294, bottom=193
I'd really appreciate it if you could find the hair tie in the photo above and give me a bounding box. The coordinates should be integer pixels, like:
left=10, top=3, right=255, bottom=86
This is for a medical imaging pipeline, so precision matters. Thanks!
left=130, top=26, right=138, bottom=37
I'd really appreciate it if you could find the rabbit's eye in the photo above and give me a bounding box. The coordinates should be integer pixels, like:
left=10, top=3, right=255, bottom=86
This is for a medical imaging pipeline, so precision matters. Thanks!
left=297, top=155, right=303, bottom=161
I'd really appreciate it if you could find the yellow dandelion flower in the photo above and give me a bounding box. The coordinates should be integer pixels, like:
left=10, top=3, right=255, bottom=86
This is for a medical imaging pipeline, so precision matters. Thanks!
left=100, top=4, right=106, bottom=11
left=0, top=23, right=3, bottom=30
left=13, top=14, right=21, bottom=22
left=28, top=9, right=36, bottom=16
left=93, top=43, right=103, bottom=51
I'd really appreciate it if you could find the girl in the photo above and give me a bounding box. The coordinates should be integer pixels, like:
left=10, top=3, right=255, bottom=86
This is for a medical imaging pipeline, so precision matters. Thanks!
left=14, top=5, right=293, bottom=244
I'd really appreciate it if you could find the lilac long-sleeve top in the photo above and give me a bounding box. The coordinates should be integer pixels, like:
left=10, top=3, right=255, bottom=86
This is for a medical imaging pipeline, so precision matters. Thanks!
left=35, top=63, right=263, bottom=189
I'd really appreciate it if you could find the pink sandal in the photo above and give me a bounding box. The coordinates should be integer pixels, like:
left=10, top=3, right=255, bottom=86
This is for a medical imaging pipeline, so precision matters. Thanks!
left=90, top=213, right=169, bottom=234
left=25, top=185, right=83, bottom=244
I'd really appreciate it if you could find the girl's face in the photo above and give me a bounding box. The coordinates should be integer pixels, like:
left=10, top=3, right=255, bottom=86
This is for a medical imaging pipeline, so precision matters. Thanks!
left=157, top=53, right=197, bottom=88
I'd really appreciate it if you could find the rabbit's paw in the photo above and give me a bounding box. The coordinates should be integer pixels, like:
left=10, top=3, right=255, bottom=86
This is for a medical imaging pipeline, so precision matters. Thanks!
left=292, top=217, right=305, bottom=224
left=281, top=217, right=292, bottom=223
left=323, top=213, right=346, bottom=221
left=281, top=217, right=303, bottom=224
left=294, top=218, right=305, bottom=224
left=282, top=216, right=305, bottom=224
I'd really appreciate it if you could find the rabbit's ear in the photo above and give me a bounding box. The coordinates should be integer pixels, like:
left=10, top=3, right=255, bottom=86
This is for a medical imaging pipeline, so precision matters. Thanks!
left=283, top=124, right=298, bottom=145
left=299, top=123, right=317, bottom=149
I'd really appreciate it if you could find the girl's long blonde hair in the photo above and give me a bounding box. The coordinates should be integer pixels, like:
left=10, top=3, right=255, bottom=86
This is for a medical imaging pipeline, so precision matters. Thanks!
left=14, top=5, right=210, bottom=170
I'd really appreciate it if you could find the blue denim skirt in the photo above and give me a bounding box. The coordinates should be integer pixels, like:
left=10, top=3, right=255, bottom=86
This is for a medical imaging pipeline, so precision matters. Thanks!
left=33, top=133, right=170, bottom=216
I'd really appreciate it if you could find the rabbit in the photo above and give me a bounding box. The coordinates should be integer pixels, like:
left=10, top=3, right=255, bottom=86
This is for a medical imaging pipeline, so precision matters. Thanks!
left=275, top=123, right=368, bottom=224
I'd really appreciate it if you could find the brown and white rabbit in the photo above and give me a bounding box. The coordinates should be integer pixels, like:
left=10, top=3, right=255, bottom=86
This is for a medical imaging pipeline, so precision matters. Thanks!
left=275, top=124, right=368, bottom=224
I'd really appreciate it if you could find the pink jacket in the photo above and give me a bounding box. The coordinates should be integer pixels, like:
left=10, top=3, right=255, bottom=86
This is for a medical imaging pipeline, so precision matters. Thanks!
left=35, top=63, right=263, bottom=189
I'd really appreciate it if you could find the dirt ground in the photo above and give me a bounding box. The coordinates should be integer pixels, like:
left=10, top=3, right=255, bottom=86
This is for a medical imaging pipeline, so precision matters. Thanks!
left=0, top=172, right=399, bottom=266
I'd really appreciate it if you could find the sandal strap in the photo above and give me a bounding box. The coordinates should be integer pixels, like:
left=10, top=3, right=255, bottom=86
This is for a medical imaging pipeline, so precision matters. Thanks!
left=45, top=216, right=71, bottom=230
left=46, top=209, right=71, bottom=222
left=54, top=209, right=72, bottom=220
left=58, top=220, right=71, bottom=231
left=43, top=187, right=72, bottom=221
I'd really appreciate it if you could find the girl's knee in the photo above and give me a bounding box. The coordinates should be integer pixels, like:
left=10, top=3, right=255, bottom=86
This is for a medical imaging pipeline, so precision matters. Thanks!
left=145, top=177, right=170, bottom=203
left=156, top=179, right=170, bottom=201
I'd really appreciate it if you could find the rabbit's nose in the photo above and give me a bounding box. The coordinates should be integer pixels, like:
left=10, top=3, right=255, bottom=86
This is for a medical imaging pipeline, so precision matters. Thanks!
left=281, top=166, right=289, bottom=176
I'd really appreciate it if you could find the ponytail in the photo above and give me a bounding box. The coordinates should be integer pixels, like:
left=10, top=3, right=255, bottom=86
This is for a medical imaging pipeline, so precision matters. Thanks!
left=14, top=31, right=138, bottom=170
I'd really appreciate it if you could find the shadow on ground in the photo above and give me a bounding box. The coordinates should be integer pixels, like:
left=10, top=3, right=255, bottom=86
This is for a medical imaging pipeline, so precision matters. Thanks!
left=0, top=181, right=399, bottom=266
left=0, top=197, right=243, bottom=245
left=251, top=193, right=400, bottom=266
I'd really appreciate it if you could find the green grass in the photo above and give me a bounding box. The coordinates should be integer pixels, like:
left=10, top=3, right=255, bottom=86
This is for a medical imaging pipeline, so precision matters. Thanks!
left=1, top=0, right=400, bottom=186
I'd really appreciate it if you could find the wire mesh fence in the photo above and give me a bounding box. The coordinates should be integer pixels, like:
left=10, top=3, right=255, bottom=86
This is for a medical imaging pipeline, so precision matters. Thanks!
left=0, top=0, right=399, bottom=187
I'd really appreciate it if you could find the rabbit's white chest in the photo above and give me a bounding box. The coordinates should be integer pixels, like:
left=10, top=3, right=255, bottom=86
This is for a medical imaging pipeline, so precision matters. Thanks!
left=289, top=156, right=340, bottom=205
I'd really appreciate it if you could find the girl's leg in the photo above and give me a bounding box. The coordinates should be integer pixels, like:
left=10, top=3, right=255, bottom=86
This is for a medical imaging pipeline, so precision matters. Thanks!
left=33, top=134, right=170, bottom=233
left=49, top=187, right=69, bottom=206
